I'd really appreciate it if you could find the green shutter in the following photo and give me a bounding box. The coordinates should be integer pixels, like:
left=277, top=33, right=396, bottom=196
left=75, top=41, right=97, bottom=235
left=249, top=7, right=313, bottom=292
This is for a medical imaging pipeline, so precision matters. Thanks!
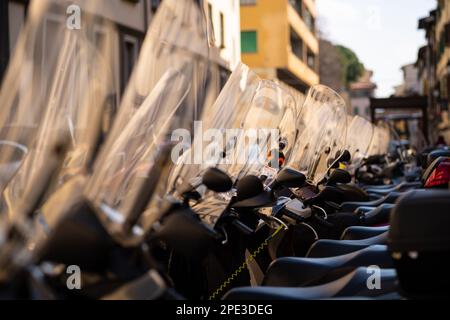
left=241, top=31, right=257, bottom=53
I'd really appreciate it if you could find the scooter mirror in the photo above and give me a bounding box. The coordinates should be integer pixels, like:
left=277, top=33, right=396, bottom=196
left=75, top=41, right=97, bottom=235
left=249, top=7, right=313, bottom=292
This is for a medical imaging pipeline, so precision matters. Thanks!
left=274, top=167, right=306, bottom=189
left=339, top=150, right=352, bottom=163
left=329, top=150, right=352, bottom=169
left=327, top=169, right=352, bottom=185
left=202, top=168, right=233, bottom=193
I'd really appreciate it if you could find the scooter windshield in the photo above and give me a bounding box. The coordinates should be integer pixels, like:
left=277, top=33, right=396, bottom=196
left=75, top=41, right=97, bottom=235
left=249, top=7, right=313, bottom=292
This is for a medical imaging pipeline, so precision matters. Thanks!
left=225, top=80, right=297, bottom=184
left=368, top=122, right=391, bottom=156
left=378, top=122, right=391, bottom=155
left=346, top=116, right=375, bottom=168
left=1, top=1, right=118, bottom=222
left=162, top=64, right=297, bottom=227
left=103, top=0, right=217, bottom=149
left=0, top=0, right=76, bottom=191
left=85, top=0, right=215, bottom=245
left=165, top=63, right=260, bottom=191
left=286, top=85, right=348, bottom=185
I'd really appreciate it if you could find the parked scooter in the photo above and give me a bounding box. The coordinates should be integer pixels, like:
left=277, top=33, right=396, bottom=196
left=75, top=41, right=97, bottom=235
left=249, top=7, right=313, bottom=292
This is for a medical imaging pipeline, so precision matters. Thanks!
left=0, top=0, right=449, bottom=302
left=0, top=0, right=218, bottom=300
left=0, top=0, right=119, bottom=299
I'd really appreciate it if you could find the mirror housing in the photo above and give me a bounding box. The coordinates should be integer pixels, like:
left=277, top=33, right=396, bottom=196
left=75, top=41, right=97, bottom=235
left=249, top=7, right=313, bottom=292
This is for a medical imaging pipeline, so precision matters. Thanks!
left=339, top=150, right=352, bottom=163
left=327, top=169, right=352, bottom=185
left=202, top=167, right=233, bottom=193
left=274, top=167, right=306, bottom=189
left=329, top=150, right=352, bottom=169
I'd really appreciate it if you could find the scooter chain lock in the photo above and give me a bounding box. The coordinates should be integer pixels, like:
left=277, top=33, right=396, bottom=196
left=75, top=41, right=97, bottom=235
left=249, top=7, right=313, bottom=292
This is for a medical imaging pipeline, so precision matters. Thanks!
left=208, top=224, right=287, bottom=301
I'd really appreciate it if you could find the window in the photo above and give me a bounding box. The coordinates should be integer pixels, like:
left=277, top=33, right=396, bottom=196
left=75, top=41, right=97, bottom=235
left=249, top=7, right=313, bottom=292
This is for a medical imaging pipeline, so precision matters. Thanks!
left=354, top=107, right=360, bottom=115
left=303, top=8, right=315, bottom=33
left=241, top=31, right=257, bottom=53
left=290, top=27, right=303, bottom=60
left=240, top=0, right=256, bottom=5
left=307, top=49, right=315, bottom=70
left=219, top=12, right=225, bottom=49
left=289, top=0, right=302, bottom=16
left=120, top=32, right=141, bottom=93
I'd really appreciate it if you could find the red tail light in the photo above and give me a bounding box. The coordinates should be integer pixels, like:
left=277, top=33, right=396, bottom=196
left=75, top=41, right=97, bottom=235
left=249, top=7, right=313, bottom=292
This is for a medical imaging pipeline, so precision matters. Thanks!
left=425, top=160, right=450, bottom=188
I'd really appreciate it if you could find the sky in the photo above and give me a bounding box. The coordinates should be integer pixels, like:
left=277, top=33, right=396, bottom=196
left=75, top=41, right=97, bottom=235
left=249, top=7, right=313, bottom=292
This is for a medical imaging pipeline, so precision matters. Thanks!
left=316, top=0, right=436, bottom=97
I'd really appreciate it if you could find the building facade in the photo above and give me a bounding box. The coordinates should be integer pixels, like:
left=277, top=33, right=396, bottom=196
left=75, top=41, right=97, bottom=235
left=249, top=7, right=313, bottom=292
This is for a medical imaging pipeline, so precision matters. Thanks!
left=319, top=39, right=344, bottom=93
left=0, top=0, right=156, bottom=92
left=350, top=70, right=377, bottom=120
left=207, top=0, right=241, bottom=71
left=394, top=64, right=421, bottom=97
left=435, top=0, right=450, bottom=110
left=417, top=4, right=446, bottom=142
left=240, top=0, right=319, bottom=99
left=0, top=0, right=241, bottom=94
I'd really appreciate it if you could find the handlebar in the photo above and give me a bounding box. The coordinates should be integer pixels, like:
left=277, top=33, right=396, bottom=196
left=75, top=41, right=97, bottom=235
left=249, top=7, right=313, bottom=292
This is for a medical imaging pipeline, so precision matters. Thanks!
left=231, top=219, right=254, bottom=235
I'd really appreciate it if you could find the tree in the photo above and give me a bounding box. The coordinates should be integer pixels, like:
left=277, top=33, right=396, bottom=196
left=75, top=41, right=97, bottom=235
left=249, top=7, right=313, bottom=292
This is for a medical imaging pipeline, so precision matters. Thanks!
left=336, top=45, right=365, bottom=87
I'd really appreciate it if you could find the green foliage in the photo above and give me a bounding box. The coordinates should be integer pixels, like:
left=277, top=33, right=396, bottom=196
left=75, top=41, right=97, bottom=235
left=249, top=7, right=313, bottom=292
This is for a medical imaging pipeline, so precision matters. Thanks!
left=336, top=45, right=365, bottom=87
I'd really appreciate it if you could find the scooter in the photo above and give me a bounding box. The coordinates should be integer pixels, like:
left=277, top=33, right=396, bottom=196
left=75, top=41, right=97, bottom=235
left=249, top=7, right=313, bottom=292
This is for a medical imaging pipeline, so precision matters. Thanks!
left=0, top=0, right=215, bottom=300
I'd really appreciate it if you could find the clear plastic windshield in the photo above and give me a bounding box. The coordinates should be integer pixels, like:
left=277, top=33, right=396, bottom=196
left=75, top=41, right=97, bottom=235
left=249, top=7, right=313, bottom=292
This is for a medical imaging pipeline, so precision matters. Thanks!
left=286, top=85, right=348, bottom=185
left=367, top=127, right=381, bottom=156
left=103, top=0, right=217, bottom=149
left=86, top=69, right=189, bottom=235
left=0, top=0, right=70, bottom=191
left=165, top=63, right=260, bottom=191
left=367, top=122, right=391, bottom=156
left=346, top=116, right=375, bottom=168
left=226, top=81, right=297, bottom=184
left=156, top=64, right=298, bottom=227
left=1, top=1, right=118, bottom=222
left=379, top=123, right=391, bottom=155
left=85, top=0, right=215, bottom=245
left=408, top=120, right=428, bottom=152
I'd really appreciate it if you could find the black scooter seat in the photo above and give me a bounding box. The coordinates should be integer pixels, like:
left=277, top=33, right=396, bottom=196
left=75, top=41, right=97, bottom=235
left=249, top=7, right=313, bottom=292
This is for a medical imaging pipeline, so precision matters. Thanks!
left=263, top=245, right=392, bottom=287
left=223, top=267, right=398, bottom=300
left=306, top=232, right=388, bottom=258
left=365, top=182, right=421, bottom=196
left=363, top=181, right=421, bottom=191
left=340, top=192, right=403, bottom=212
left=357, top=204, right=393, bottom=226
left=341, top=226, right=390, bottom=240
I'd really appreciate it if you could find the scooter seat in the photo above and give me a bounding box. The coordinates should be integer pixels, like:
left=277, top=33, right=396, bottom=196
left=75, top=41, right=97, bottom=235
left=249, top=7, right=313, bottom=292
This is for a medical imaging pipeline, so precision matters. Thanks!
left=365, top=182, right=421, bottom=196
left=340, top=192, right=403, bottom=212
left=341, top=226, right=390, bottom=241
left=363, top=181, right=421, bottom=192
left=223, top=267, right=398, bottom=300
left=306, top=232, right=388, bottom=258
left=263, top=245, right=392, bottom=287
left=354, top=204, right=394, bottom=226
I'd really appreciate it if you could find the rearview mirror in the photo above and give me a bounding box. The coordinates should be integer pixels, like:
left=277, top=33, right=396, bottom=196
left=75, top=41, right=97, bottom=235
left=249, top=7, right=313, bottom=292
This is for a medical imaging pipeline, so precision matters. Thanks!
left=202, top=168, right=233, bottom=193
left=329, top=150, right=352, bottom=168
left=327, top=169, right=352, bottom=185
left=274, top=167, right=306, bottom=189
